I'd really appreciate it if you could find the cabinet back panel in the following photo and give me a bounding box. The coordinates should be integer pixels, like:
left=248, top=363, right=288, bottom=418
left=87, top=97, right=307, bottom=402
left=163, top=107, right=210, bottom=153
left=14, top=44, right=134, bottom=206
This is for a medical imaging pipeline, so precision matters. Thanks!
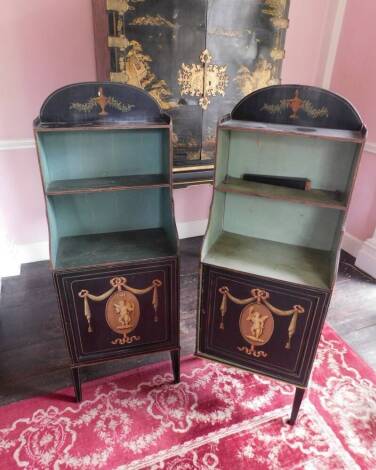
left=38, top=130, right=169, bottom=184
left=223, top=193, right=343, bottom=251
left=48, top=188, right=171, bottom=238
left=227, top=131, right=359, bottom=193
left=201, top=191, right=226, bottom=259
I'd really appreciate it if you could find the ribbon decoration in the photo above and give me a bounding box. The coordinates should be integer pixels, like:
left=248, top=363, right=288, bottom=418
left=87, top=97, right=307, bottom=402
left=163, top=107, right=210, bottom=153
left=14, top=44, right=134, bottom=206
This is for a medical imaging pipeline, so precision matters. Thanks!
left=218, top=287, right=304, bottom=350
left=79, top=277, right=162, bottom=333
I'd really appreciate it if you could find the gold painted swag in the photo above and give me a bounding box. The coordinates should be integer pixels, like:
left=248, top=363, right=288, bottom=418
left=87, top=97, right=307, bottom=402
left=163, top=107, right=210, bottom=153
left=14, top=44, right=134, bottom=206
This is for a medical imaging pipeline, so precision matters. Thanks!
left=79, top=276, right=162, bottom=334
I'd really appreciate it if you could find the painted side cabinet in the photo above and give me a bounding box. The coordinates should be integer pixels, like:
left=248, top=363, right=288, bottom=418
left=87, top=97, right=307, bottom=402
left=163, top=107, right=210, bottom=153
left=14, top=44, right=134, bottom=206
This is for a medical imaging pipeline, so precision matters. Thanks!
left=197, top=85, right=366, bottom=424
left=34, top=82, right=180, bottom=401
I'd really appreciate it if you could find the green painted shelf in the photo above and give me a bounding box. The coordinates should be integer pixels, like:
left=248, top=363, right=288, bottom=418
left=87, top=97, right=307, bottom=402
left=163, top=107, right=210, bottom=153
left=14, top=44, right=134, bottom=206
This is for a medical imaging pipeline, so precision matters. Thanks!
left=46, top=174, right=170, bottom=195
left=216, top=176, right=346, bottom=210
left=55, top=228, right=176, bottom=270
left=202, top=231, right=332, bottom=290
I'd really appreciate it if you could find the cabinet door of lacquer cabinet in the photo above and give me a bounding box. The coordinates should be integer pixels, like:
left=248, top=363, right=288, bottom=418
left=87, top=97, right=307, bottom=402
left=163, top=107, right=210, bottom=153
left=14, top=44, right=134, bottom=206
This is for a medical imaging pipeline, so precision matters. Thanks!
left=55, top=259, right=178, bottom=362
left=198, top=265, right=330, bottom=386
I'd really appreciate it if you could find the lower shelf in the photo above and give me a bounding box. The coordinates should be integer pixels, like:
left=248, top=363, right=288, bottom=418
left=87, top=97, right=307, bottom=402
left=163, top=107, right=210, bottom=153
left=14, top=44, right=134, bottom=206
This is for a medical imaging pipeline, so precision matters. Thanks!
left=55, top=228, right=176, bottom=270
left=202, top=231, right=332, bottom=290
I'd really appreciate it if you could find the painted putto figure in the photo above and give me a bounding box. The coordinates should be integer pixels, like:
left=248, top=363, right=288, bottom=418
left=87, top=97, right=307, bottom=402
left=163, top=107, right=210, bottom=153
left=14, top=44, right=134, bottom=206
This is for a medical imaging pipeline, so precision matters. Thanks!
left=246, top=306, right=268, bottom=342
left=114, top=299, right=135, bottom=329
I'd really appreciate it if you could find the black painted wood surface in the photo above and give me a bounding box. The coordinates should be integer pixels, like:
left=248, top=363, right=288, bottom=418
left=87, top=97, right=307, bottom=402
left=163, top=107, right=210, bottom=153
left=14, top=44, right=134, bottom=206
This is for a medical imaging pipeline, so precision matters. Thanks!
left=36, top=82, right=169, bottom=126
left=197, top=265, right=330, bottom=387
left=93, top=0, right=290, bottom=168
left=0, top=241, right=375, bottom=406
left=198, top=85, right=367, bottom=422
left=231, top=84, right=365, bottom=131
left=33, top=82, right=180, bottom=401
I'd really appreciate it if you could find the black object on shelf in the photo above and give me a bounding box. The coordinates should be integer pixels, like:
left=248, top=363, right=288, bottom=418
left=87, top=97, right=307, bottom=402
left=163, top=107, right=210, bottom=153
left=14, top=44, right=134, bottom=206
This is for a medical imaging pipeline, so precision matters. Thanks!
left=243, top=174, right=312, bottom=191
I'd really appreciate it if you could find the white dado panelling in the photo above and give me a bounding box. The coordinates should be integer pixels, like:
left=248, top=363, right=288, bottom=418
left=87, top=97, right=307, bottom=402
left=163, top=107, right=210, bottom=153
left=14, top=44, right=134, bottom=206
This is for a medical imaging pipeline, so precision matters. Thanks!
left=0, top=139, right=35, bottom=151
left=365, top=142, right=376, bottom=155
left=1, top=138, right=376, bottom=154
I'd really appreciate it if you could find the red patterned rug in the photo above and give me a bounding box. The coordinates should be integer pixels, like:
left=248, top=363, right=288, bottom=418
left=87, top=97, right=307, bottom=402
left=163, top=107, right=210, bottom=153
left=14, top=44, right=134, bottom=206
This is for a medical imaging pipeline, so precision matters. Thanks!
left=0, top=325, right=375, bottom=469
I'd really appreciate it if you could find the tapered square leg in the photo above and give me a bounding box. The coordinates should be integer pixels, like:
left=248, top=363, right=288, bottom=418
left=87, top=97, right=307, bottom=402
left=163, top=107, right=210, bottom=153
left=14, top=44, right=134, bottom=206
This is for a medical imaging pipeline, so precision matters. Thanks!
left=170, top=349, right=180, bottom=384
left=71, top=367, right=82, bottom=402
left=288, top=387, right=305, bottom=425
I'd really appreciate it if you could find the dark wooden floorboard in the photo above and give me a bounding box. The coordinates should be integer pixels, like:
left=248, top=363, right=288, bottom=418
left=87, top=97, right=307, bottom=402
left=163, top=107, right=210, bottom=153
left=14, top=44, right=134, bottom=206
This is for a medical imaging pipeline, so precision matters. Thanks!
left=0, top=237, right=375, bottom=406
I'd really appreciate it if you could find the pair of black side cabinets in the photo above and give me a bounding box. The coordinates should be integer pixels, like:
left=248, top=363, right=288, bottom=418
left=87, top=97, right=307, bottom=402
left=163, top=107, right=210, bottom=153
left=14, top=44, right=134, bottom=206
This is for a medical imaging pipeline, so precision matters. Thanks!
left=35, top=83, right=366, bottom=424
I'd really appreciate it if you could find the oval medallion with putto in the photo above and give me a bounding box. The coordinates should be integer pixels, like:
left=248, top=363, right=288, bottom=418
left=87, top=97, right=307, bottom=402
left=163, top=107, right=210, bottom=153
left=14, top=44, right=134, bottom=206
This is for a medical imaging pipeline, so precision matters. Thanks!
left=239, top=303, right=274, bottom=348
left=106, top=290, right=140, bottom=337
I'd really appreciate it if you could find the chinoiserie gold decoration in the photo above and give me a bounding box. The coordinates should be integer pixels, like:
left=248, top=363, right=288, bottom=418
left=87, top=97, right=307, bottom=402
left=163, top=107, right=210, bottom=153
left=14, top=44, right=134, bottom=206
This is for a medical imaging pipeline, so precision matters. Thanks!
left=260, top=0, right=289, bottom=94
left=218, top=287, right=304, bottom=358
left=270, top=48, right=285, bottom=61
left=178, top=49, right=229, bottom=110
left=270, top=17, right=289, bottom=29
left=106, top=0, right=135, bottom=14
left=69, top=87, right=135, bottom=116
left=108, top=36, right=129, bottom=49
left=261, top=89, right=329, bottom=120
left=262, top=0, right=288, bottom=20
left=130, top=14, right=175, bottom=28
left=235, top=59, right=279, bottom=96
left=78, top=277, right=162, bottom=345
left=110, top=40, right=178, bottom=110
left=234, top=0, right=288, bottom=96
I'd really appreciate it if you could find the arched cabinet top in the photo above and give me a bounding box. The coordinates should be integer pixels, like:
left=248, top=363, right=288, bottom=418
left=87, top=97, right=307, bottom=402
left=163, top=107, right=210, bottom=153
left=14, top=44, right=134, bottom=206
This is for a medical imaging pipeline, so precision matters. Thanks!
left=230, top=84, right=365, bottom=132
left=34, top=82, right=170, bottom=127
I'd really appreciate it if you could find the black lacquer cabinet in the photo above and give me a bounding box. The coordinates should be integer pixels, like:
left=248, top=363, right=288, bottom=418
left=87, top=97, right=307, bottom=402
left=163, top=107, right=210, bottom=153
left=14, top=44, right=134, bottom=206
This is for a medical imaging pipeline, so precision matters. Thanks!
left=92, top=0, right=290, bottom=183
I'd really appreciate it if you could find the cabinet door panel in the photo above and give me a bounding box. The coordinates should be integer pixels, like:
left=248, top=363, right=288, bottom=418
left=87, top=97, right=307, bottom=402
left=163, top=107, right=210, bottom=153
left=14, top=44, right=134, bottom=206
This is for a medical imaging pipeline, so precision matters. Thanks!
left=55, top=260, right=178, bottom=362
left=198, top=265, right=330, bottom=386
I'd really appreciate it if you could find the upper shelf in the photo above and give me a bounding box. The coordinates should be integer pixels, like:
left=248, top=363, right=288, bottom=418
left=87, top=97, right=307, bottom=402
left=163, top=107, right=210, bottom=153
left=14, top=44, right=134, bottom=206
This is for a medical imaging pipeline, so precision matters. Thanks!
left=220, top=119, right=364, bottom=143
left=46, top=174, right=170, bottom=195
left=216, top=177, right=347, bottom=210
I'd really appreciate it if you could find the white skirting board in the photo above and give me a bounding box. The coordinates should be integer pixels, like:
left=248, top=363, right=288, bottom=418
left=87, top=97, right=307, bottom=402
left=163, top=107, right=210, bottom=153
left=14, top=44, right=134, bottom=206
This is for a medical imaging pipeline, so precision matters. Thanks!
left=176, top=219, right=208, bottom=240
left=340, top=232, right=376, bottom=279
left=0, top=240, right=49, bottom=277
left=1, top=228, right=374, bottom=279
left=355, top=238, right=376, bottom=278
left=341, top=232, right=363, bottom=258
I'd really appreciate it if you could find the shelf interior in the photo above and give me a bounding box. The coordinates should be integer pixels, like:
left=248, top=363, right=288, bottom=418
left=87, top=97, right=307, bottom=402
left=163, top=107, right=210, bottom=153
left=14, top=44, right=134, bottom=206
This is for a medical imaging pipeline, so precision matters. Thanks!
left=217, top=176, right=346, bottom=210
left=221, top=119, right=364, bottom=143
left=200, top=123, right=362, bottom=290
left=47, top=187, right=177, bottom=269
left=55, top=228, right=175, bottom=270
left=215, top=128, right=361, bottom=201
left=202, top=231, right=332, bottom=290
left=222, top=192, right=343, bottom=251
left=202, top=190, right=344, bottom=289
left=37, top=128, right=170, bottom=186
left=46, top=174, right=169, bottom=194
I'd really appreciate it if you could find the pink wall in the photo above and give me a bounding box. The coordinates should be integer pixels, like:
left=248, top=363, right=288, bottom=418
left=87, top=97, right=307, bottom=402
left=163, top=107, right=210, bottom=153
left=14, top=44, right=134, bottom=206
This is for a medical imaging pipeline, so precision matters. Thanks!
left=282, top=0, right=337, bottom=86
left=0, top=0, right=96, bottom=246
left=330, top=0, right=376, bottom=240
left=0, top=0, right=374, bottom=249
left=0, top=0, right=96, bottom=140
